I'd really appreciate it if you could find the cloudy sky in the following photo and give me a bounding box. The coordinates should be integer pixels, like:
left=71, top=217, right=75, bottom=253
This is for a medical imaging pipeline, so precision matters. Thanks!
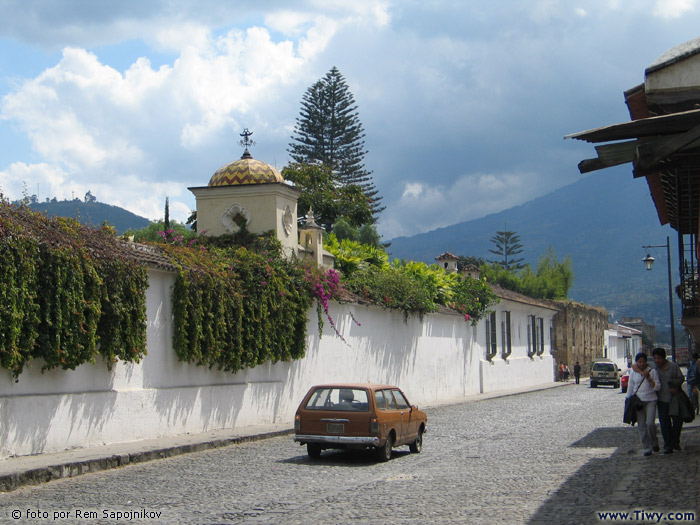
left=1, top=0, right=699, bottom=240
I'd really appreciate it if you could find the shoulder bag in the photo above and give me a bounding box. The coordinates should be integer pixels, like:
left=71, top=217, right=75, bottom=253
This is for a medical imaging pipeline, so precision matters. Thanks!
left=623, top=375, right=646, bottom=426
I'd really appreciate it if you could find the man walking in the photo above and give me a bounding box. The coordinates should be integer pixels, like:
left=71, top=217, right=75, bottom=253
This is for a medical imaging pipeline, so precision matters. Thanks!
left=651, top=347, right=685, bottom=453
left=573, top=362, right=581, bottom=384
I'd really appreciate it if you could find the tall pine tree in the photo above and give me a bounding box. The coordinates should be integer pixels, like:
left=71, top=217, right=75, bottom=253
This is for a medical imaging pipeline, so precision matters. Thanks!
left=487, top=229, right=525, bottom=271
left=288, top=67, right=383, bottom=219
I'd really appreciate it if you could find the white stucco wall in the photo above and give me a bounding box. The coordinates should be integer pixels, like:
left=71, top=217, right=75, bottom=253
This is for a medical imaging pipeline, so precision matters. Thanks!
left=0, top=269, right=556, bottom=459
left=477, top=299, right=556, bottom=391
left=604, top=328, right=641, bottom=371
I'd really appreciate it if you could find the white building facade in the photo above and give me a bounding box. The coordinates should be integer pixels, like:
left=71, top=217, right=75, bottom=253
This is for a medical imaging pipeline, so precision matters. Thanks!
left=604, top=322, right=642, bottom=370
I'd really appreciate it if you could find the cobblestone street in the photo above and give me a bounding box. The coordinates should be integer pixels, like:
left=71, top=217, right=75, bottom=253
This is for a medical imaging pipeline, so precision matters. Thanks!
left=1, top=383, right=698, bottom=524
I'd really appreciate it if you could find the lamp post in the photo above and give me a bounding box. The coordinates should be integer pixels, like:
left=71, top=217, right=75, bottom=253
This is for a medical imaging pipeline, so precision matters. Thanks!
left=642, top=236, right=676, bottom=361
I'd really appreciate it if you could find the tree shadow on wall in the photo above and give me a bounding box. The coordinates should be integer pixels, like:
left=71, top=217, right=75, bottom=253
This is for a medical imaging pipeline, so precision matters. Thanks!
left=0, top=361, right=119, bottom=458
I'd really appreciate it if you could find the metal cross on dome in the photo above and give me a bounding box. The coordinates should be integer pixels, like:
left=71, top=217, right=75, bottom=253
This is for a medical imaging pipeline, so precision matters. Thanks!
left=238, top=128, right=256, bottom=150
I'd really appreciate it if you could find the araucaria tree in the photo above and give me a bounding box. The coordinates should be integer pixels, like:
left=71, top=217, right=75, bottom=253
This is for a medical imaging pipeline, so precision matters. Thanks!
left=488, top=229, right=525, bottom=271
left=288, top=67, right=383, bottom=219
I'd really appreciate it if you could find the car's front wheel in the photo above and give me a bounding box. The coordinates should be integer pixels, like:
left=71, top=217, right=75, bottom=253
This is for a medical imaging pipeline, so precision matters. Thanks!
left=307, top=443, right=322, bottom=459
left=409, top=428, right=423, bottom=453
left=377, top=434, right=393, bottom=462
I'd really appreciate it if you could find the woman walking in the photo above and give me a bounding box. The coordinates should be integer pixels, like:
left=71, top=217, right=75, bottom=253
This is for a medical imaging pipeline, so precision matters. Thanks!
left=626, top=352, right=660, bottom=456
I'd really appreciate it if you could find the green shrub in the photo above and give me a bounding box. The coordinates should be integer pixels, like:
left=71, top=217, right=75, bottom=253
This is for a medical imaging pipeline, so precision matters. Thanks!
left=0, top=203, right=148, bottom=378
left=164, top=239, right=313, bottom=372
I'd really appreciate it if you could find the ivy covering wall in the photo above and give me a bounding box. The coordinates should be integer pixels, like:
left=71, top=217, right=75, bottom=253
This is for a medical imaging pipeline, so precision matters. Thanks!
left=162, top=238, right=313, bottom=372
left=0, top=202, right=498, bottom=380
left=0, top=203, right=148, bottom=379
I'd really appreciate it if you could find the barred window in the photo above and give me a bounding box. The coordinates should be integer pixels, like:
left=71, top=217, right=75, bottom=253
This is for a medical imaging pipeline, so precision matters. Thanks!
left=528, top=315, right=536, bottom=356
left=501, top=311, right=512, bottom=358
left=486, top=311, right=497, bottom=357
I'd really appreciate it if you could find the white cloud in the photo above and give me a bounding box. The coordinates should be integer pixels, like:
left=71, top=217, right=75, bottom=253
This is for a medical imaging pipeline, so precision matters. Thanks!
left=401, top=183, right=423, bottom=199
left=265, top=10, right=316, bottom=36
left=0, top=161, right=186, bottom=223
left=0, top=162, right=69, bottom=201
left=0, top=21, right=332, bottom=222
left=2, top=0, right=700, bottom=242
left=0, top=1, right=393, bottom=224
left=381, top=172, right=546, bottom=239
left=653, top=0, right=697, bottom=18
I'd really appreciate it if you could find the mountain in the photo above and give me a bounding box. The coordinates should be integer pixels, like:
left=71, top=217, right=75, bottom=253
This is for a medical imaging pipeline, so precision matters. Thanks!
left=26, top=199, right=151, bottom=234
left=386, top=168, right=681, bottom=334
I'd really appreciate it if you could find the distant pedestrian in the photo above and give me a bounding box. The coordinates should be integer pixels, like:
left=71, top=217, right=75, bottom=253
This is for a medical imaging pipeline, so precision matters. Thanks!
left=626, top=352, right=660, bottom=456
left=564, top=364, right=570, bottom=381
left=573, top=362, right=581, bottom=384
left=559, top=363, right=566, bottom=382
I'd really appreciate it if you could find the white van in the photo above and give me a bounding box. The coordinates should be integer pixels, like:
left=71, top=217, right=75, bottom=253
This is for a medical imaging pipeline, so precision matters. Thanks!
left=590, top=360, right=620, bottom=388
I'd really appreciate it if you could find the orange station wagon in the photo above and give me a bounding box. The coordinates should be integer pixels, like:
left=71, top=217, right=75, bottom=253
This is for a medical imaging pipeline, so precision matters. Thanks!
left=293, top=383, right=428, bottom=461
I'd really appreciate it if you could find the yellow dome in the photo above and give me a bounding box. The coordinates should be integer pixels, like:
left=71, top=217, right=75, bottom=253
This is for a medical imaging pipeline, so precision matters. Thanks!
left=208, top=150, right=284, bottom=186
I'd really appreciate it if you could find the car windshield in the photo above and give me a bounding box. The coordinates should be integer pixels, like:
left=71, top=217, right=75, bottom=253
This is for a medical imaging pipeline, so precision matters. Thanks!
left=304, top=387, right=370, bottom=411
left=593, top=363, right=616, bottom=371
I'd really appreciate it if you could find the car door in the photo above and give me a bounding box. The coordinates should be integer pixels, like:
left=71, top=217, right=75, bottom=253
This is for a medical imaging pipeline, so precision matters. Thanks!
left=392, top=389, right=415, bottom=444
left=394, top=389, right=419, bottom=442
left=378, top=389, right=404, bottom=443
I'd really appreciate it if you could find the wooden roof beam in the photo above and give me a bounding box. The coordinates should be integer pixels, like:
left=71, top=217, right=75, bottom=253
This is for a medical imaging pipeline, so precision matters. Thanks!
left=635, top=122, right=700, bottom=172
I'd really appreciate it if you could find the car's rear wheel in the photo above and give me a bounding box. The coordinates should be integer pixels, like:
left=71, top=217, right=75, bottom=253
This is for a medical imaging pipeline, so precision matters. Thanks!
left=377, top=434, right=393, bottom=462
left=307, top=443, right=322, bottom=459
left=591, top=382, right=597, bottom=388
left=409, top=428, right=423, bottom=453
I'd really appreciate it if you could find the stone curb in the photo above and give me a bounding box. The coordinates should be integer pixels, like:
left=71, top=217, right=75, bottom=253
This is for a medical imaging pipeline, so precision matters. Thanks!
left=0, top=429, right=294, bottom=493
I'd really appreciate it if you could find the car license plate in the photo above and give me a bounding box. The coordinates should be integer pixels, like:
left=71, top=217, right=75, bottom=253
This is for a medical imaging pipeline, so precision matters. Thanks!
left=327, top=423, right=344, bottom=434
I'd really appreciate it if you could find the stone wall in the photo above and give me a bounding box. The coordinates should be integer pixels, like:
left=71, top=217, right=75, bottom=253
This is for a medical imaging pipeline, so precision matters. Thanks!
left=551, top=301, right=608, bottom=377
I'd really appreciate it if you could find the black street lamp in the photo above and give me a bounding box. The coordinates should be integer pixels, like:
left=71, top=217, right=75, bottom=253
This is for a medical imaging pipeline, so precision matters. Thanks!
left=642, top=236, right=676, bottom=361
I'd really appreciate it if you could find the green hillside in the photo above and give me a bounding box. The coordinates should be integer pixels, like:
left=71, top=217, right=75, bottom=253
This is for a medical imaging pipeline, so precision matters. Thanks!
left=386, top=168, right=681, bottom=338
left=26, top=199, right=151, bottom=234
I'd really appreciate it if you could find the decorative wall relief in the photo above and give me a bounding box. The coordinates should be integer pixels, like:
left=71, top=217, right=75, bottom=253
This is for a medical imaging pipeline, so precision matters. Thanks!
left=282, top=204, right=294, bottom=236
left=221, top=203, right=251, bottom=233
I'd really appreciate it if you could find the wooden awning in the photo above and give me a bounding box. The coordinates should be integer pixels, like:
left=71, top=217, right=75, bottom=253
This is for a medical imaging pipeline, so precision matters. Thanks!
left=567, top=108, right=700, bottom=234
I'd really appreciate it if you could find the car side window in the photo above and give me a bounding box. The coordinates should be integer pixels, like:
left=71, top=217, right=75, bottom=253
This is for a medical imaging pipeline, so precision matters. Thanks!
left=394, top=390, right=410, bottom=409
left=375, top=390, right=386, bottom=410
left=384, top=389, right=397, bottom=409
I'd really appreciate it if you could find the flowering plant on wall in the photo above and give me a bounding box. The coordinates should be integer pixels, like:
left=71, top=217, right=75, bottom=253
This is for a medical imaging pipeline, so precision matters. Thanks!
left=0, top=202, right=148, bottom=379
left=303, top=266, right=358, bottom=342
left=326, top=235, right=497, bottom=324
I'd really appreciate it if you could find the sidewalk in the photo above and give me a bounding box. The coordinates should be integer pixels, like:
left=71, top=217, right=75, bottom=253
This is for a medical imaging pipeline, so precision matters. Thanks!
left=0, top=380, right=583, bottom=493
